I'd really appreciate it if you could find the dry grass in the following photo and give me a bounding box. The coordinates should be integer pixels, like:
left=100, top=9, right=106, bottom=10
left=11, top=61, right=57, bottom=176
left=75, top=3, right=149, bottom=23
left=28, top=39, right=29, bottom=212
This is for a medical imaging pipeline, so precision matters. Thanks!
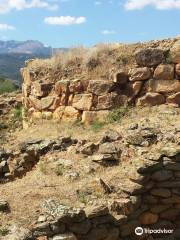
left=28, top=43, right=137, bottom=81
left=27, top=37, right=177, bottom=82
left=0, top=105, right=179, bottom=229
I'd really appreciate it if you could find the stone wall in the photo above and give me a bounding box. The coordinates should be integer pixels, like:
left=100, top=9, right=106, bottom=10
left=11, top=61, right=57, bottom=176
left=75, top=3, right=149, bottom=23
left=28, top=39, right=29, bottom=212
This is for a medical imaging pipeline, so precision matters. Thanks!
left=29, top=145, right=180, bottom=240
left=21, top=43, right=180, bottom=125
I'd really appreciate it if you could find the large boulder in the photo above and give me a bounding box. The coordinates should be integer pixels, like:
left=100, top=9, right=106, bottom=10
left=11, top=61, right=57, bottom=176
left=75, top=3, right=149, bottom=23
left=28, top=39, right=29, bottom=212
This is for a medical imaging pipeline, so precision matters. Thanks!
left=69, top=79, right=84, bottom=93
left=81, top=111, right=109, bottom=125
left=137, top=93, right=165, bottom=106
left=169, top=40, right=180, bottom=63
left=72, top=94, right=93, bottom=111
left=135, top=48, right=165, bottom=67
left=167, top=92, right=180, bottom=105
left=32, top=81, right=53, bottom=97
left=146, top=79, right=180, bottom=94
left=96, top=93, right=128, bottom=110
left=29, top=95, right=55, bottom=111
left=129, top=67, right=151, bottom=81
left=53, top=106, right=65, bottom=121
left=154, top=64, right=174, bottom=80
left=55, top=80, right=70, bottom=96
left=87, top=80, right=114, bottom=95
left=62, top=106, right=80, bottom=122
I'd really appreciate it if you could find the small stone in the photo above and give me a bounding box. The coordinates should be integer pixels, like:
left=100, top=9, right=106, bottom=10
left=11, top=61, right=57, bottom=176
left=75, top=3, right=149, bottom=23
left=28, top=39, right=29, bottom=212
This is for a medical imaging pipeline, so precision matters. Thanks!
left=52, top=233, right=77, bottom=240
left=160, top=208, right=179, bottom=220
left=85, top=205, right=109, bottom=218
left=139, top=212, right=159, bottom=225
left=151, top=170, right=173, bottom=182
left=151, top=188, right=171, bottom=198
left=150, top=204, right=172, bottom=214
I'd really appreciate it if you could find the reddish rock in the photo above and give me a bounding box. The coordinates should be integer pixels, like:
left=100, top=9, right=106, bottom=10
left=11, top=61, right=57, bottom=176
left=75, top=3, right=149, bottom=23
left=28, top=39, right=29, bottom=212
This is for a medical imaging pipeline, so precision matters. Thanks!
left=96, top=93, right=128, bottom=110
left=29, top=95, right=55, bottom=110
left=68, top=94, right=74, bottom=106
left=82, top=110, right=109, bottom=125
left=139, top=212, right=159, bottom=225
left=55, top=80, right=70, bottom=96
left=87, top=80, right=114, bottom=95
left=53, top=106, right=65, bottom=121
left=154, top=64, right=174, bottom=80
left=167, top=92, right=180, bottom=105
left=146, top=79, right=180, bottom=94
left=137, top=93, right=165, bottom=106
left=169, top=40, right=180, bottom=63
left=62, top=106, right=80, bottom=122
left=32, top=81, right=53, bottom=97
left=129, top=67, right=151, bottom=82
left=69, top=79, right=84, bottom=93
left=72, top=94, right=93, bottom=111
left=132, top=81, right=143, bottom=96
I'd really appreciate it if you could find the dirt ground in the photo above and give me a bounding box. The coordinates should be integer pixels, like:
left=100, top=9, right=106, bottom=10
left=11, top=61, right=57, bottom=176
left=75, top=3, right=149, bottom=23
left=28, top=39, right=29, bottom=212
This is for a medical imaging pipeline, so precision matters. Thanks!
left=0, top=104, right=179, bottom=230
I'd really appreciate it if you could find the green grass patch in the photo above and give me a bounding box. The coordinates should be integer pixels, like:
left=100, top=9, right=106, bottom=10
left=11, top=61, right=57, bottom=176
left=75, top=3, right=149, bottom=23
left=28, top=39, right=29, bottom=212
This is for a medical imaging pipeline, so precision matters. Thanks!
left=0, top=78, right=17, bottom=94
left=12, top=106, right=22, bottom=120
left=91, top=120, right=105, bottom=131
left=106, top=106, right=129, bottom=123
left=0, top=227, right=10, bottom=236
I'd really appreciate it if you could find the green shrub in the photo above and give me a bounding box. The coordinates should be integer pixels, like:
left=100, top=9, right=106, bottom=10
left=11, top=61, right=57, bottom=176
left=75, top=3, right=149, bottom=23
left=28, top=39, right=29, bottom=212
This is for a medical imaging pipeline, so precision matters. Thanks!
left=91, top=121, right=105, bottom=131
left=0, top=227, right=9, bottom=236
left=0, top=79, right=17, bottom=94
left=12, top=106, right=22, bottom=120
left=107, top=106, right=129, bottom=123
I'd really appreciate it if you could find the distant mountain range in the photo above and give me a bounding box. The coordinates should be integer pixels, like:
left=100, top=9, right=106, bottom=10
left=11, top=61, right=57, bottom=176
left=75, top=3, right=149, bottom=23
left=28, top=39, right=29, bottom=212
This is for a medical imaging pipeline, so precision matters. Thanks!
left=0, top=40, right=68, bottom=82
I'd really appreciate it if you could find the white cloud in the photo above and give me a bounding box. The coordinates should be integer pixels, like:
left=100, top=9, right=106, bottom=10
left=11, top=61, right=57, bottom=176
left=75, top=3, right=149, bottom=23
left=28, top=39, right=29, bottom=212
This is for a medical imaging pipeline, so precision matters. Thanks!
left=44, top=16, right=86, bottom=25
left=0, top=0, right=58, bottom=14
left=101, top=29, right=116, bottom=35
left=124, top=0, right=180, bottom=10
left=94, top=1, right=102, bottom=5
left=0, top=23, right=15, bottom=30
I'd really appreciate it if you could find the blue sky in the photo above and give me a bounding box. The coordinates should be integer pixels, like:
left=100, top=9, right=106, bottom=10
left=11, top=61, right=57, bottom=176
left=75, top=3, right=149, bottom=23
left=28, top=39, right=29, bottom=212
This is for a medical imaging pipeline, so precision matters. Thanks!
left=0, top=0, right=180, bottom=47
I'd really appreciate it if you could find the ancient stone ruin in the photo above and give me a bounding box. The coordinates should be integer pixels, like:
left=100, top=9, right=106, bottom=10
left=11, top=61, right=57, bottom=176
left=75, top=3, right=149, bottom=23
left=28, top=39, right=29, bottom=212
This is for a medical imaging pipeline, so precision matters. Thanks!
left=0, top=39, right=180, bottom=240
left=21, top=42, right=180, bottom=125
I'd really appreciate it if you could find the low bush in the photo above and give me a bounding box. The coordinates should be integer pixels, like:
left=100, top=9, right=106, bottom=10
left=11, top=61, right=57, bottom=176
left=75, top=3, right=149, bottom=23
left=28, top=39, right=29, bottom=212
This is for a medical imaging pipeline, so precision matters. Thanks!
left=107, top=106, right=129, bottom=123
left=0, top=78, right=17, bottom=94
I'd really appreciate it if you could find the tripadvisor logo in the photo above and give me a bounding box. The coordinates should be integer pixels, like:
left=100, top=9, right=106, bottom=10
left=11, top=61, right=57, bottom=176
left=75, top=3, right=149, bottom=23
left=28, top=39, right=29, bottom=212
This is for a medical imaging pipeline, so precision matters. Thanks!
left=135, top=227, right=174, bottom=236
left=135, top=227, right=143, bottom=236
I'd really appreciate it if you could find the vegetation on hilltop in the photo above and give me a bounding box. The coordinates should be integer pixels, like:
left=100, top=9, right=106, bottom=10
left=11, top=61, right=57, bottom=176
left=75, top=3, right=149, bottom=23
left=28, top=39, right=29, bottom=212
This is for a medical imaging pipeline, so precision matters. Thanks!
left=0, top=76, right=17, bottom=94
